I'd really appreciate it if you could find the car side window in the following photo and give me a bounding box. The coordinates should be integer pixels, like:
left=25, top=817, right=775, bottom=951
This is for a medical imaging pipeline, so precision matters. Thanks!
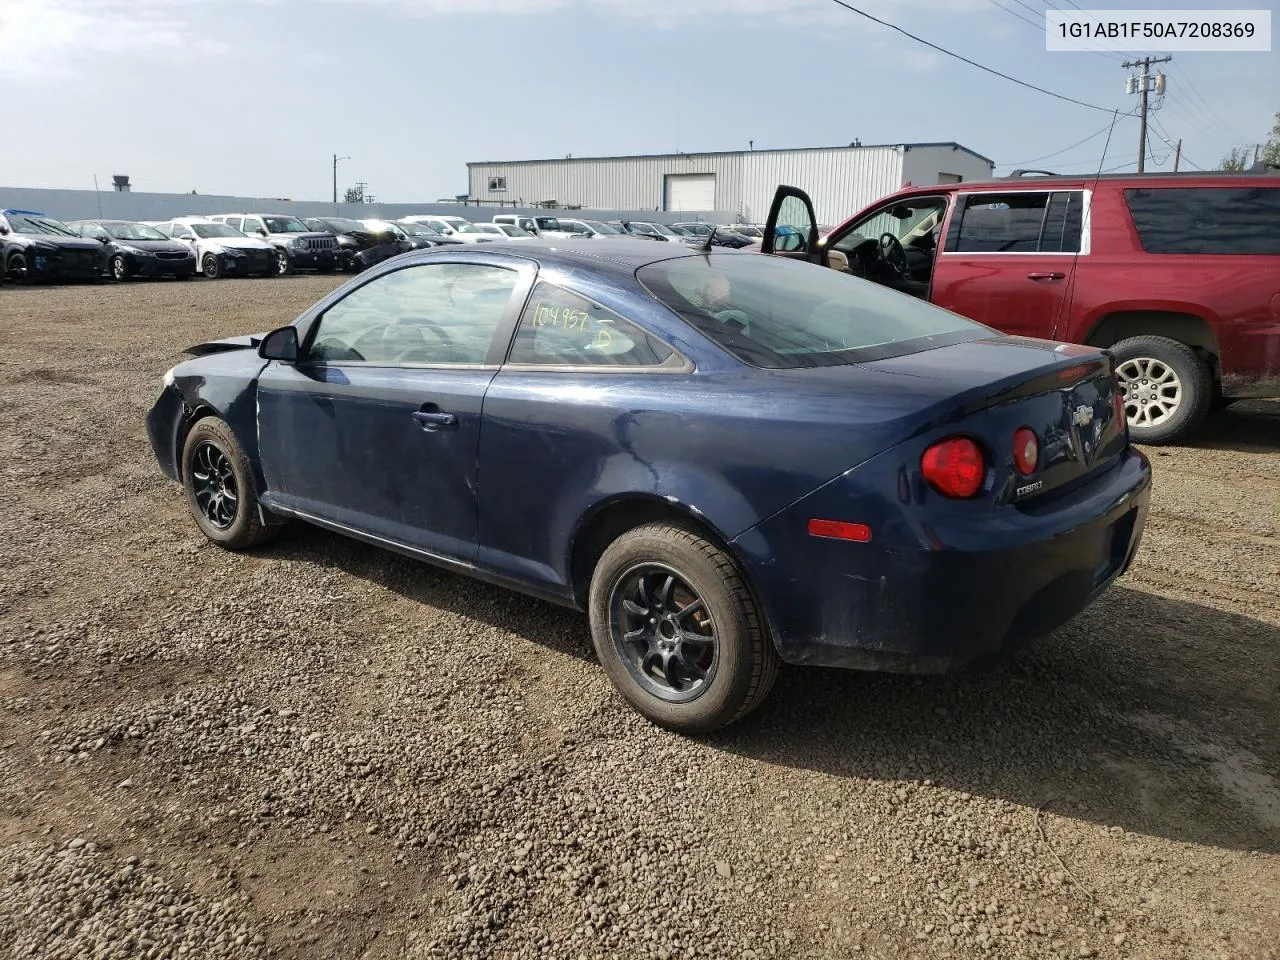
left=170, top=224, right=193, bottom=239
left=506, top=282, right=675, bottom=368
left=81, top=224, right=108, bottom=241
left=307, top=263, right=520, bottom=366
left=243, top=218, right=263, bottom=234
left=948, top=192, right=1054, bottom=253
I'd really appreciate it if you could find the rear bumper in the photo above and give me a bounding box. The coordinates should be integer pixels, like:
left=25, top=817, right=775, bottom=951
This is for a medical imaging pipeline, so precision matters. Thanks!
left=734, top=447, right=1152, bottom=673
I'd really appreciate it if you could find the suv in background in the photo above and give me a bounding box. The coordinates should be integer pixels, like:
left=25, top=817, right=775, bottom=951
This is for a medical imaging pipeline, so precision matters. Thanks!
left=491, top=214, right=577, bottom=239
left=207, top=214, right=339, bottom=275
left=0, top=208, right=108, bottom=284
left=764, top=170, right=1280, bottom=444
left=303, top=217, right=409, bottom=272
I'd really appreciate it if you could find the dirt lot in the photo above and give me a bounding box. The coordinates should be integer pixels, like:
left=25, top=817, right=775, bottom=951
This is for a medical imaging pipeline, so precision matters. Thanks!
left=1, top=276, right=1277, bottom=960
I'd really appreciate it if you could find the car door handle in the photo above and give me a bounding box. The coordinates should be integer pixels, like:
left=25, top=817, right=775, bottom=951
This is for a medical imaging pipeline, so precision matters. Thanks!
left=1026, top=271, right=1066, bottom=281
left=411, top=410, right=457, bottom=431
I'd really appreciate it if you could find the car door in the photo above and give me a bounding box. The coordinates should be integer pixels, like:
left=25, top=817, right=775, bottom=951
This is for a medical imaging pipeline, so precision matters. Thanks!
left=255, top=255, right=536, bottom=561
left=929, top=189, right=1087, bottom=339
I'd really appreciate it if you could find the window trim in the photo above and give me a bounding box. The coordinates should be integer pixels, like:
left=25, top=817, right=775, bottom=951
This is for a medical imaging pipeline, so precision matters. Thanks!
left=938, top=188, right=1092, bottom=257
left=488, top=176, right=507, bottom=192
left=502, top=280, right=692, bottom=375
left=295, top=256, right=537, bottom=370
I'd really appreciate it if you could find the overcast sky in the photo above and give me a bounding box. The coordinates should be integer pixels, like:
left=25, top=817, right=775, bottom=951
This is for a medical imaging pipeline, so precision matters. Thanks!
left=2, top=0, right=1275, bottom=202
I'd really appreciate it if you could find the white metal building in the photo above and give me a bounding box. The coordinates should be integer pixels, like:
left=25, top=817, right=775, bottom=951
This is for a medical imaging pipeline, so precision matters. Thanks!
left=467, top=142, right=995, bottom=224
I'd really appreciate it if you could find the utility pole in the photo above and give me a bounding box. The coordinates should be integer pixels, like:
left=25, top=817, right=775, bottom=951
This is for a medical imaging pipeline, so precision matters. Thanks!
left=1123, top=56, right=1171, bottom=174
left=332, top=154, right=350, bottom=206
left=1173, top=138, right=1182, bottom=172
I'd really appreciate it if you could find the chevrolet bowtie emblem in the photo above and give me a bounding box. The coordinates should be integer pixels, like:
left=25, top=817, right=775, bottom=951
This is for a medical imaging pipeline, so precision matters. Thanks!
left=1072, top=404, right=1095, bottom=428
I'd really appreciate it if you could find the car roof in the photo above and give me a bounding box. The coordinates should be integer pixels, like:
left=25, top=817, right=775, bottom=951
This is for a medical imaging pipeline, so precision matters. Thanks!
left=418, top=237, right=733, bottom=276
left=71, top=219, right=144, bottom=225
left=888, top=169, right=1277, bottom=199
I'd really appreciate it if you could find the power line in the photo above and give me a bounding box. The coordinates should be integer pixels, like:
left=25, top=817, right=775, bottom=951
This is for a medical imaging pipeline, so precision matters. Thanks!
left=1035, top=0, right=1130, bottom=61
left=985, top=0, right=1043, bottom=32
left=825, top=0, right=1118, bottom=113
left=1167, top=62, right=1246, bottom=142
left=1000, top=112, right=1136, bottom=167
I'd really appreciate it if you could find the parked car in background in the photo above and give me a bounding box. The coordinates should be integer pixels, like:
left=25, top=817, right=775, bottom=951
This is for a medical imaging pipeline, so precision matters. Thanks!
left=613, top=220, right=688, bottom=243
left=556, top=218, right=624, bottom=239
left=207, top=214, right=340, bottom=275
left=151, top=218, right=277, bottom=279
left=728, top=224, right=765, bottom=240
left=763, top=169, right=1280, bottom=443
left=70, top=219, right=196, bottom=281
left=304, top=217, right=408, bottom=272
left=387, top=220, right=465, bottom=247
left=147, top=239, right=1150, bottom=733
left=671, top=223, right=755, bottom=249
left=0, top=209, right=107, bottom=284
left=400, top=215, right=476, bottom=239
left=489, top=222, right=537, bottom=240
left=491, top=214, right=577, bottom=239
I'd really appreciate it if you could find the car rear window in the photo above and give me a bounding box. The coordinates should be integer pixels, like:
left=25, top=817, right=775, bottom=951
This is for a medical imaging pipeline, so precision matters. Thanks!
left=637, top=254, right=987, bottom=369
left=1124, top=187, right=1280, bottom=255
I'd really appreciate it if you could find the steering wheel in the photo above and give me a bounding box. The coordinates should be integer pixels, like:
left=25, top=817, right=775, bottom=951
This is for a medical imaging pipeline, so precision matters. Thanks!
left=375, top=317, right=457, bottom=361
left=878, top=233, right=909, bottom=278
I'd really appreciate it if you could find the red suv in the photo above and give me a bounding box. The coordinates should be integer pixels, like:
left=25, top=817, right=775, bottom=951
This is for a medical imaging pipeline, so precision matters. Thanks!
left=763, top=170, right=1280, bottom=444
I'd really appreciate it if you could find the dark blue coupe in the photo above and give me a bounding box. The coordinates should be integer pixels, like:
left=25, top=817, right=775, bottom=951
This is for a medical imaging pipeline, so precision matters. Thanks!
left=147, top=239, right=1151, bottom=732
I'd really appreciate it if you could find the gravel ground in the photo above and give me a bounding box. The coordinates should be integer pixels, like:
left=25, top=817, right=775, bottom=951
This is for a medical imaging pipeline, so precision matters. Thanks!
left=1, top=276, right=1277, bottom=960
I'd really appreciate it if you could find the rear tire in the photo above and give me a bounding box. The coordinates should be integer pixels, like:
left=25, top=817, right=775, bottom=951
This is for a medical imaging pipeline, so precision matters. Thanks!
left=1112, top=335, right=1211, bottom=446
left=202, top=253, right=222, bottom=280
left=588, top=523, right=779, bottom=734
left=181, top=417, right=279, bottom=551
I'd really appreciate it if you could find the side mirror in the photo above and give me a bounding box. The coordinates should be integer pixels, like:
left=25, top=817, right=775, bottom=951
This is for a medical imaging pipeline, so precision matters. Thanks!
left=0, top=224, right=8, bottom=235
left=257, top=227, right=268, bottom=237
left=259, top=325, right=299, bottom=363
left=98, top=236, right=111, bottom=244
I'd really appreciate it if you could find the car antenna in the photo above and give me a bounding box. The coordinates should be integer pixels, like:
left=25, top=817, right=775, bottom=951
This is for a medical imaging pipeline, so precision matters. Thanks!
left=1050, top=108, right=1123, bottom=341
left=700, top=221, right=716, bottom=254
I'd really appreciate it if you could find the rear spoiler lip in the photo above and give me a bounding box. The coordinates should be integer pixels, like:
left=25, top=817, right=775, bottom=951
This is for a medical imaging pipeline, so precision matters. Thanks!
left=183, top=333, right=267, bottom=357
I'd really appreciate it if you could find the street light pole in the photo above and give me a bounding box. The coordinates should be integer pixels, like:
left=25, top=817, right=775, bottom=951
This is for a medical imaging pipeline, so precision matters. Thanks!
left=332, top=154, right=350, bottom=207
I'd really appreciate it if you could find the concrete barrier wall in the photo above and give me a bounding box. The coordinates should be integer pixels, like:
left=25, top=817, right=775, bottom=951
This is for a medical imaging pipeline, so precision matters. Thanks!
left=0, top=186, right=737, bottom=226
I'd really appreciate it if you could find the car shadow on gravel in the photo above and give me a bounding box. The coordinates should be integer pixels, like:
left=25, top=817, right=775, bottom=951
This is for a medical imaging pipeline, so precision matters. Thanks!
left=258, top=523, right=596, bottom=664
left=707, top=585, right=1280, bottom=855
left=1183, top=398, right=1280, bottom=452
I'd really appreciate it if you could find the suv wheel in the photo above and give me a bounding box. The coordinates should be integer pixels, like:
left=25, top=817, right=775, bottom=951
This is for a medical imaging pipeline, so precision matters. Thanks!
left=1112, top=335, right=1212, bottom=445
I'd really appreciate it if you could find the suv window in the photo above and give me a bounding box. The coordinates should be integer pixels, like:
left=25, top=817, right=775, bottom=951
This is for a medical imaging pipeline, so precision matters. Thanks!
left=507, top=282, right=674, bottom=368
left=1124, top=187, right=1280, bottom=255
left=946, top=191, right=1083, bottom=254
left=307, top=263, right=520, bottom=365
left=243, top=218, right=264, bottom=234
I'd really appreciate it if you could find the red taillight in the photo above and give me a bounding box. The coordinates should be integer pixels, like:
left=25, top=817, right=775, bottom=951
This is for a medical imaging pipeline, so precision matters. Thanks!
left=807, top=519, right=872, bottom=542
left=921, top=437, right=985, bottom=498
left=1113, top=383, right=1129, bottom=433
left=1012, top=427, right=1039, bottom=476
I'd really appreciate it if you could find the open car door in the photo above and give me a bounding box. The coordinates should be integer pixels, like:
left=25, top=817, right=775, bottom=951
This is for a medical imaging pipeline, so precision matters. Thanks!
left=761, top=186, right=821, bottom=261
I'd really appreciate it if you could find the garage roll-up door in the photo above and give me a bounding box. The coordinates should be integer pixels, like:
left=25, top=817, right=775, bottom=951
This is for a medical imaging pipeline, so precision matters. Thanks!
left=664, top=174, right=716, bottom=212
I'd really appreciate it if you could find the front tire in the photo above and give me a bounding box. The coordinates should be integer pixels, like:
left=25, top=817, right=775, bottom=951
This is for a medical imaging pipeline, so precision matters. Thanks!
left=275, top=249, right=293, bottom=276
left=5, top=253, right=29, bottom=284
left=110, top=254, right=130, bottom=282
left=181, top=417, right=278, bottom=550
left=1112, top=335, right=1212, bottom=446
left=201, top=253, right=222, bottom=279
left=588, top=523, right=779, bottom=734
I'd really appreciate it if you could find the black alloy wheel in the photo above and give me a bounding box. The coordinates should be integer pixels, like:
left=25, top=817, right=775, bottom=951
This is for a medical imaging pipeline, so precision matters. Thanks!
left=5, top=253, right=28, bottom=283
left=610, top=564, right=718, bottom=702
left=190, top=440, right=238, bottom=529
left=202, top=253, right=222, bottom=279
left=180, top=417, right=279, bottom=550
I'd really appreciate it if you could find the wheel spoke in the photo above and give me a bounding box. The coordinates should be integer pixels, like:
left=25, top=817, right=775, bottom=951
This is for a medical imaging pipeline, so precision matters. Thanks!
left=679, top=627, right=714, bottom=647
left=622, top=598, right=648, bottom=618
left=676, top=646, right=707, bottom=681
left=622, top=627, right=647, bottom=644
left=659, top=650, right=681, bottom=689
left=674, top=598, right=704, bottom=621
left=659, top=575, right=676, bottom=611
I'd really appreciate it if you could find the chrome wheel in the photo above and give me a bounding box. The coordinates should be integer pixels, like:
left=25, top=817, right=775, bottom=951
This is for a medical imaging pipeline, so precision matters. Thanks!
left=275, top=250, right=290, bottom=275
left=1117, top=356, right=1183, bottom=428
left=190, top=441, right=238, bottom=529
left=609, top=564, right=718, bottom=703
left=111, top=255, right=127, bottom=281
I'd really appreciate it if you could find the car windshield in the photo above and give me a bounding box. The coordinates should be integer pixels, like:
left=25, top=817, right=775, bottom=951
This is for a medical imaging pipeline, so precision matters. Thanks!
left=106, top=222, right=168, bottom=241
left=455, top=223, right=484, bottom=233
left=849, top=200, right=946, bottom=244
left=472, top=224, right=504, bottom=233
left=733, top=225, right=763, bottom=238
left=678, top=224, right=712, bottom=236
left=264, top=216, right=309, bottom=233
left=638, top=254, right=985, bottom=369
left=581, top=220, right=619, bottom=234
left=395, top=222, right=440, bottom=237
left=191, top=223, right=246, bottom=239
left=6, top=213, right=78, bottom=237
left=500, top=225, right=534, bottom=237
left=651, top=223, right=679, bottom=236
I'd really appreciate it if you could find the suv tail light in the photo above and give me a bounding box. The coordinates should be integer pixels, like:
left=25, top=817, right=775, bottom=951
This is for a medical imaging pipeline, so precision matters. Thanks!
left=921, top=437, right=985, bottom=498
left=1013, top=427, right=1039, bottom=476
